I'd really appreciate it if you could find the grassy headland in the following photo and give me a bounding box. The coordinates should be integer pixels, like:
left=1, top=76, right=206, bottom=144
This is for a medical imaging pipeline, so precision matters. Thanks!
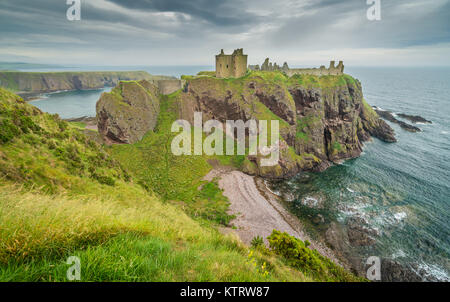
left=0, top=77, right=363, bottom=281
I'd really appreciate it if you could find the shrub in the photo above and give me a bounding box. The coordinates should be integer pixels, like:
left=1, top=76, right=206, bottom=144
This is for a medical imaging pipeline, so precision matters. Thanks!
left=92, top=172, right=116, bottom=186
left=251, top=236, right=265, bottom=248
left=268, top=230, right=326, bottom=274
left=267, top=230, right=363, bottom=281
left=0, top=119, right=20, bottom=143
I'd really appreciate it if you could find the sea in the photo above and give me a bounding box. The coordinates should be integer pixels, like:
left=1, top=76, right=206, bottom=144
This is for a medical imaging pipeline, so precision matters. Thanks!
left=26, top=65, right=450, bottom=280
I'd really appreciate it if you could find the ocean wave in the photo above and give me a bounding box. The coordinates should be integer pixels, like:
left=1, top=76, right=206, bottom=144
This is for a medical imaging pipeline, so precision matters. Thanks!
left=415, top=262, right=450, bottom=282
left=372, top=106, right=385, bottom=111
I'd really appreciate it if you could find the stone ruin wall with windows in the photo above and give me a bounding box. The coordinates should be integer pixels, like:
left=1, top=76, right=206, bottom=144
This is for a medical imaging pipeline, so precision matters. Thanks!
left=215, top=49, right=248, bottom=78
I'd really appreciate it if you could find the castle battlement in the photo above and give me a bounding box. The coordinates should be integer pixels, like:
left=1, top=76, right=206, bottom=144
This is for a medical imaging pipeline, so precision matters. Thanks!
left=248, top=58, right=345, bottom=76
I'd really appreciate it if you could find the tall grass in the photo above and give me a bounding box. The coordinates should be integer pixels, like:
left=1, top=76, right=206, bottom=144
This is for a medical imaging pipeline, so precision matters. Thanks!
left=0, top=181, right=308, bottom=281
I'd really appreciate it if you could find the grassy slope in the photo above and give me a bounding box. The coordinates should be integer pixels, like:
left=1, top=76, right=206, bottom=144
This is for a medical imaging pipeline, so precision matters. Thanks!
left=0, top=84, right=362, bottom=282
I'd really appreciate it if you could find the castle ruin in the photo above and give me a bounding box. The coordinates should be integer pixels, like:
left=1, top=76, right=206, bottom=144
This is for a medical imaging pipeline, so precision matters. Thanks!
left=248, top=58, right=345, bottom=76
left=215, top=48, right=248, bottom=78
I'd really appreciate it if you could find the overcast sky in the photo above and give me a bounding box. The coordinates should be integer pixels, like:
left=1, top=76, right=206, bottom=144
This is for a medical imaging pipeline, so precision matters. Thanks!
left=0, top=0, right=449, bottom=66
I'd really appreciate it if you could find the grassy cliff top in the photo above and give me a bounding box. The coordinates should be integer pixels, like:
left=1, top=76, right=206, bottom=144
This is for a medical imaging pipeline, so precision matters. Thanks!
left=183, top=70, right=359, bottom=89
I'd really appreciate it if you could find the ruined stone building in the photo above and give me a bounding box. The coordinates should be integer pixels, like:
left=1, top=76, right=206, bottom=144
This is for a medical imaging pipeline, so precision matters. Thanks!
left=215, top=49, right=248, bottom=78
left=249, top=58, right=345, bottom=76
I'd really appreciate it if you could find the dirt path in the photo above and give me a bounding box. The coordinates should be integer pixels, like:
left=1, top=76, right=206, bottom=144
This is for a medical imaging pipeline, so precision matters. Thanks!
left=204, top=168, right=342, bottom=265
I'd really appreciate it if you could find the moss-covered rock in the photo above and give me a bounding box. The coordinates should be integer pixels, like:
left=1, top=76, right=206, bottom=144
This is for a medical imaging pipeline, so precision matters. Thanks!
left=96, top=71, right=395, bottom=178
left=96, top=80, right=161, bottom=144
left=175, top=72, right=395, bottom=177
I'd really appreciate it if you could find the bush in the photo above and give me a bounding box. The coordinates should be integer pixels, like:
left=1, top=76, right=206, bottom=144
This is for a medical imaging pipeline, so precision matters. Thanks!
left=251, top=236, right=265, bottom=248
left=267, top=230, right=363, bottom=281
left=92, top=172, right=116, bottom=186
left=268, top=230, right=325, bottom=274
left=0, top=119, right=20, bottom=143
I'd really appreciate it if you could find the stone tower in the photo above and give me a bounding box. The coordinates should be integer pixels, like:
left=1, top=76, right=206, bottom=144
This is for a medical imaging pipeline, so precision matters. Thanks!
left=215, top=48, right=248, bottom=78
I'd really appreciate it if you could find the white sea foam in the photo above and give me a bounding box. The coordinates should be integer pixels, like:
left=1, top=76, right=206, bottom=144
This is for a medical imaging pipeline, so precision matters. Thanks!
left=393, top=212, right=407, bottom=221
left=301, top=196, right=320, bottom=208
left=391, top=249, right=406, bottom=259
left=415, top=262, right=450, bottom=282
left=263, top=180, right=281, bottom=197
left=372, top=106, right=385, bottom=111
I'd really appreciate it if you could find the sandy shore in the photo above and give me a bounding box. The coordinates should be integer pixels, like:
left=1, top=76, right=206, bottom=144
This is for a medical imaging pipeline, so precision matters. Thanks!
left=204, top=168, right=343, bottom=267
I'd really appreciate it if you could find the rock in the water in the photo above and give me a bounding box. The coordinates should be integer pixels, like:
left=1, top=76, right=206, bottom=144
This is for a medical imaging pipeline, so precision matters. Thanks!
left=312, top=214, right=325, bottom=224
left=379, top=259, right=424, bottom=282
left=325, top=222, right=349, bottom=251
left=397, top=113, right=432, bottom=124
left=373, top=108, right=421, bottom=132
left=346, top=216, right=378, bottom=247
left=96, top=80, right=160, bottom=144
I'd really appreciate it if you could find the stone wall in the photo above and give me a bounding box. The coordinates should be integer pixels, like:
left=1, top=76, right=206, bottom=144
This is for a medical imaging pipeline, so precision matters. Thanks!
left=249, top=58, right=344, bottom=76
left=215, top=48, right=248, bottom=78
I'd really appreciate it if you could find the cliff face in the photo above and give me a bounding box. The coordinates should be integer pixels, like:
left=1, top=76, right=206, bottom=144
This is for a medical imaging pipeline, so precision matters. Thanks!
left=96, top=71, right=395, bottom=178
left=176, top=72, right=395, bottom=178
left=96, top=80, right=160, bottom=144
left=0, top=71, right=173, bottom=95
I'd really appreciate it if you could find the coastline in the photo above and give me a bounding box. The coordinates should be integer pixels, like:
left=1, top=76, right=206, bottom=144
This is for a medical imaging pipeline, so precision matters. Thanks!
left=204, top=167, right=350, bottom=271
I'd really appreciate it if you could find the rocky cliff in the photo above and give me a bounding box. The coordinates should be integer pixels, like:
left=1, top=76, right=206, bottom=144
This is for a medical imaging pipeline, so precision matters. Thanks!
left=96, top=80, right=160, bottom=144
left=176, top=72, right=395, bottom=178
left=0, top=71, right=173, bottom=97
left=96, top=71, right=396, bottom=178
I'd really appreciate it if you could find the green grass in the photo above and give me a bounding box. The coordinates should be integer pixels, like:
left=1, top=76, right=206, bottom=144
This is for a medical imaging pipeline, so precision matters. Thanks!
left=68, top=121, right=86, bottom=129
left=332, top=142, right=343, bottom=152
left=109, top=92, right=240, bottom=226
left=0, top=85, right=363, bottom=282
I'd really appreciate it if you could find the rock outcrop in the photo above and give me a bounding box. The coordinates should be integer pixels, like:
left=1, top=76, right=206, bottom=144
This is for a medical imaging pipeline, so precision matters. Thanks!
left=175, top=72, right=396, bottom=178
left=373, top=108, right=421, bottom=132
left=96, top=71, right=396, bottom=178
left=96, top=80, right=160, bottom=144
left=397, top=113, right=432, bottom=124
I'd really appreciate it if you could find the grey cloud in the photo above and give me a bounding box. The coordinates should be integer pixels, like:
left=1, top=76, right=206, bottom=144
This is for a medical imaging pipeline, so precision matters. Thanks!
left=0, top=0, right=448, bottom=65
left=266, top=0, right=450, bottom=49
left=106, top=0, right=260, bottom=26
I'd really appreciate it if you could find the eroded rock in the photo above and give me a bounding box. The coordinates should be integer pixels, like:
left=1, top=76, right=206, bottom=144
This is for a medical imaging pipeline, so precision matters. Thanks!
left=96, top=80, right=160, bottom=144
